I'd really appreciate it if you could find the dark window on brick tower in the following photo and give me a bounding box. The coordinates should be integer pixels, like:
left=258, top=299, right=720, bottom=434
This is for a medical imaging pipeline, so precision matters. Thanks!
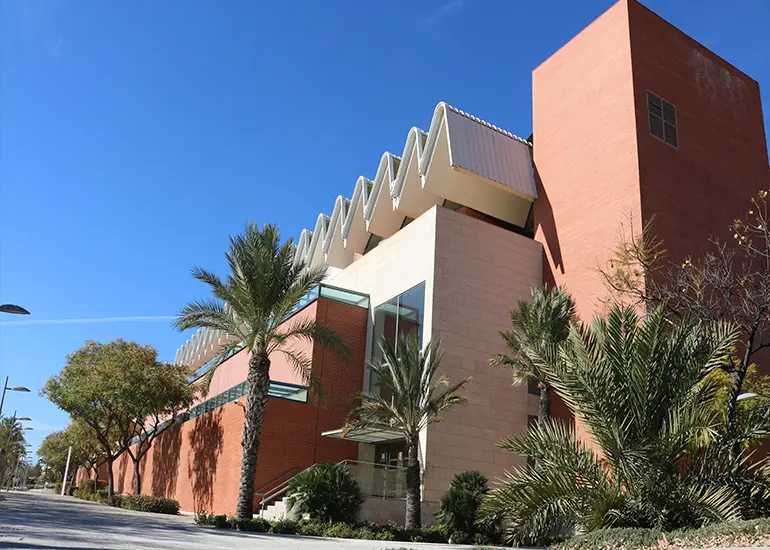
left=647, top=91, right=679, bottom=148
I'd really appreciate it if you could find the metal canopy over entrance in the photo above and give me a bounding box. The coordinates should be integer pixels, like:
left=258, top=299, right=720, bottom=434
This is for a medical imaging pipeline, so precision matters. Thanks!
left=321, top=427, right=404, bottom=444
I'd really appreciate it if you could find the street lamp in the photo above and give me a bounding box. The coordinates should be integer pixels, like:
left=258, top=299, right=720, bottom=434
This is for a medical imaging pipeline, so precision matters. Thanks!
left=0, top=377, right=31, bottom=417
left=0, top=304, right=29, bottom=315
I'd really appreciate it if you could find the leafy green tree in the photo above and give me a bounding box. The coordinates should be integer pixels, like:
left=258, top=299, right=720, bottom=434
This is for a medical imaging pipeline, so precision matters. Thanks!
left=37, top=421, right=101, bottom=486
left=110, top=352, right=199, bottom=495
left=345, top=333, right=471, bottom=529
left=37, top=430, right=69, bottom=484
left=491, top=286, right=576, bottom=425
left=436, top=471, right=490, bottom=538
left=175, top=222, right=350, bottom=520
left=285, top=462, right=364, bottom=523
left=42, top=340, right=135, bottom=496
left=481, top=305, right=751, bottom=545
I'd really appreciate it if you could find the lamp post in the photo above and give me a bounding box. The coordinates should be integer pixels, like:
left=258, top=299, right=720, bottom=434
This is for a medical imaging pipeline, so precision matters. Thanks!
left=0, top=377, right=31, bottom=417
left=0, top=304, right=29, bottom=315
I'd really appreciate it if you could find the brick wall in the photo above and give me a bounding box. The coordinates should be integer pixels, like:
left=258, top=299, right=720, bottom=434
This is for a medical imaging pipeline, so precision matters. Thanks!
left=627, top=0, right=770, bottom=262
left=532, top=0, right=642, bottom=323
left=76, top=297, right=367, bottom=515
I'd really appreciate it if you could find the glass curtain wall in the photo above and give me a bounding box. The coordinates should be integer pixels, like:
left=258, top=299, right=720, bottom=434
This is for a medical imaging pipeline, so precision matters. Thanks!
left=369, top=282, right=426, bottom=397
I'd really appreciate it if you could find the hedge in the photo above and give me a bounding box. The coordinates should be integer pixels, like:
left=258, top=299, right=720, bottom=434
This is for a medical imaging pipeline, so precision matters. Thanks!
left=193, top=514, right=499, bottom=545
left=555, top=518, right=770, bottom=550
left=72, top=490, right=179, bottom=515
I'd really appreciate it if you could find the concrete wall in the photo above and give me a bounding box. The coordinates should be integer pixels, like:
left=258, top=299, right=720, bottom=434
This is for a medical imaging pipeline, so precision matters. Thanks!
left=329, top=205, right=438, bottom=468
left=424, top=206, right=542, bottom=502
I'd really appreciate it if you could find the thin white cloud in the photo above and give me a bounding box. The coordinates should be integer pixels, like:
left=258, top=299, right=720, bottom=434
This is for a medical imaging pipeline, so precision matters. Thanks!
left=0, top=316, right=175, bottom=327
left=422, top=0, right=463, bottom=25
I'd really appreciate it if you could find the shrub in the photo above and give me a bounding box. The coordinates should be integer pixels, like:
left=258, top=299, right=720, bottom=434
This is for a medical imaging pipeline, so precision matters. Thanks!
left=353, top=526, right=377, bottom=540
left=373, top=529, right=396, bottom=541
left=118, top=495, right=179, bottom=515
left=448, top=530, right=473, bottom=544
left=555, top=527, right=664, bottom=550
left=243, top=518, right=271, bottom=532
left=210, top=514, right=228, bottom=528
left=436, top=470, right=489, bottom=537
left=322, top=522, right=354, bottom=539
left=194, top=511, right=211, bottom=525
left=421, top=524, right=449, bottom=543
left=284, top=462, right=364, bottom=524
left=269, top=519, right=299, bottom=535
left=296, top=521, right=325, bottom=536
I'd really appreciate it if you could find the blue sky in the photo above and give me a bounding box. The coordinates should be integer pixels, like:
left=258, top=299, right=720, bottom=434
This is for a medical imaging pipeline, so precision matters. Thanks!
left=1, top=0, right=768, bottom=460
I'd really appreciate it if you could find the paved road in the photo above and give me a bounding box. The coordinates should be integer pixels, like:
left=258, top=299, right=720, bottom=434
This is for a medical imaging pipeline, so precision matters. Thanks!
left=0, top=491, right=488, bottom=549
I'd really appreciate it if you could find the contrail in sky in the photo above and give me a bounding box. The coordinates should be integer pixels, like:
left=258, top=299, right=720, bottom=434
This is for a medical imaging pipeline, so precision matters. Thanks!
left=0, top=316, right=175, bottom=327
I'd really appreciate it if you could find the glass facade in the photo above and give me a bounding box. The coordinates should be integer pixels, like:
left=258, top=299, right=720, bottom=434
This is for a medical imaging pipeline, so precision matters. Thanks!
left=188, top=380, right=309, bottom=420
left=369, top=282, right=426, bottom=395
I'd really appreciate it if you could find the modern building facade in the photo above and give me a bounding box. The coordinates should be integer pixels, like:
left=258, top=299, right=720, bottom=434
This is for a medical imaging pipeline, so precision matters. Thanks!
left=78, top=0, right=769, bottom=522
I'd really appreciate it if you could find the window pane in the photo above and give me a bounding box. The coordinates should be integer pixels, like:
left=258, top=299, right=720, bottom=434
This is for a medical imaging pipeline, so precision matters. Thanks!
left=664, top=122, right=679, bottom=148
left=397, top=283, right=425, bottom=346
left=649, top=114, right=664, bottom=140
left=662, top=101, right=676, bottom=124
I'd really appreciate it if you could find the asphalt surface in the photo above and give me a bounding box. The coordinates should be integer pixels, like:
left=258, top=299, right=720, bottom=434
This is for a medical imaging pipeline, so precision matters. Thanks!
left=0, top=490, right=489, bottom=549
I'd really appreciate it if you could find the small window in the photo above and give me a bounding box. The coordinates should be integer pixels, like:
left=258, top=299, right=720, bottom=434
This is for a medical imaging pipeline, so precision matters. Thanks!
left=528, top=378, right=540, bottom=396
left=647, top=91, right=678, bottom=148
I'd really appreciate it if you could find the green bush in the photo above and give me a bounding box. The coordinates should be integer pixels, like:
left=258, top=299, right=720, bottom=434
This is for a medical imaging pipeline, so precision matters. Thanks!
left=323, top=522, right=354, bottom=539
left=556, top=519, right=770, bottom=550
left=421, top=524, right=449, bottom=543
left=353, top=526, right=377, bottom=540
left=118, top=495, right=179, bottom=515
left=194, top=511, right=211, bottom=525
left=448, top=530, right=473, bottom=544
left=284, top=462, right=364, bottom=524
left=436, top=471, right=489, bottom=537
left=296, top=521, right=325, bottom=536
left=373, top=529, right=396, bottom=541
left=244, top=518, right=271, bottom=532
left=269, top=519, right=299, bottom=534
left=555, top=528, right=665, bottom=550
left=210, top=514, right=228, bottom=528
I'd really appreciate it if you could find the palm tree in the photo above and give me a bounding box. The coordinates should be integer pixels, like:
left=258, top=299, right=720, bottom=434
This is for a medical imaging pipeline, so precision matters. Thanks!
left=175, top=222, right=350, bottom=521
left=345, top=333, right=471, bottom=529
left=491, top=285, right=576, bottom=425
left=480, top=305, right=746, bottom=545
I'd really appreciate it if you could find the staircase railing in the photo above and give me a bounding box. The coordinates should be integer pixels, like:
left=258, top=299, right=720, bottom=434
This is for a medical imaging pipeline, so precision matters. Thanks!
left=258, top=459, right=408, bottom=517
left=254, top=467, right=303, bottom=509
left=258, top=463, right=318, bottom=517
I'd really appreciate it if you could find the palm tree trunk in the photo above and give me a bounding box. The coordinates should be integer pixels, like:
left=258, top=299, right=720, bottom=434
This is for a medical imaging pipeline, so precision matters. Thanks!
left=538, top=381, right=551, bottom=425
left=235, top=353, right=271, bottom=521
left=405, top=435, right=421, bottom=529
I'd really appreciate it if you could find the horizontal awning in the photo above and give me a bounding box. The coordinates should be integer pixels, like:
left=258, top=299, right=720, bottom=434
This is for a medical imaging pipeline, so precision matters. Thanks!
left=321, top=427, right=404, bottom=444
